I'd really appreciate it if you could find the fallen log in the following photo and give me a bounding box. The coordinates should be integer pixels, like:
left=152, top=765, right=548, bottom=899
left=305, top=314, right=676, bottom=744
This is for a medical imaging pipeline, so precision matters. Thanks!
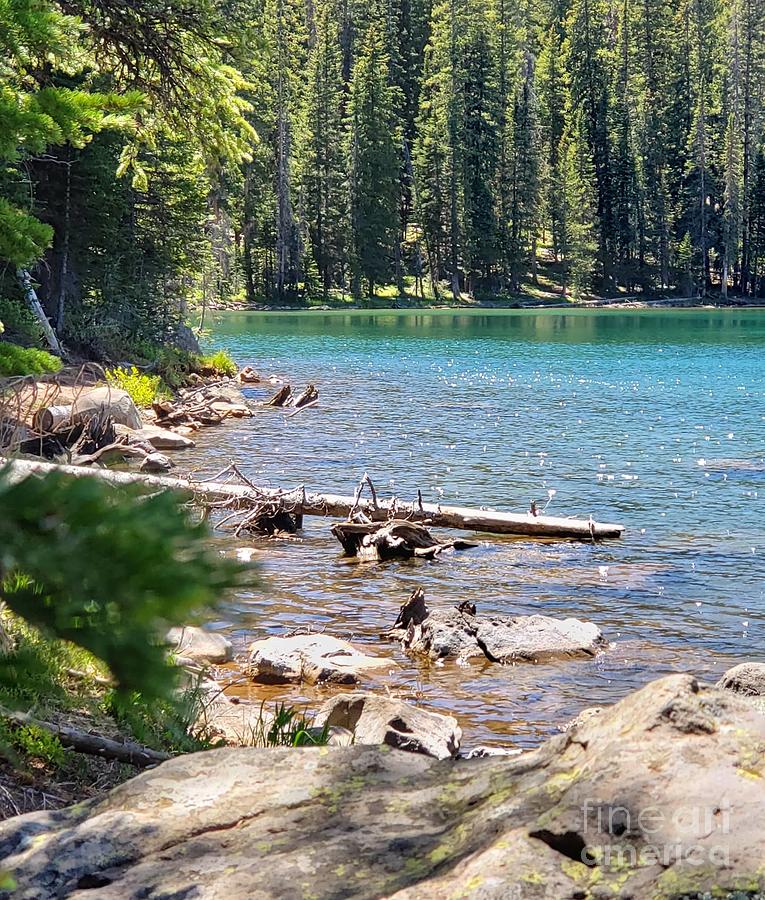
left=0, top=458, right=626, bottom=540
left=1, top=707, right=170, bottom=768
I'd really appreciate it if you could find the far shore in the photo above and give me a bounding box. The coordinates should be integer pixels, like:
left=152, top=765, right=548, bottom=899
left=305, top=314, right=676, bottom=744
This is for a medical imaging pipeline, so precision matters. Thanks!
left=208, top=296, right=765, bottom=314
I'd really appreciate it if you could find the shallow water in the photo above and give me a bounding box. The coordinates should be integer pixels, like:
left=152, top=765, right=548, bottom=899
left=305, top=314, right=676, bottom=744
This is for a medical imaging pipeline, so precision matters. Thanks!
left=185, top=308, right=765, bottom=747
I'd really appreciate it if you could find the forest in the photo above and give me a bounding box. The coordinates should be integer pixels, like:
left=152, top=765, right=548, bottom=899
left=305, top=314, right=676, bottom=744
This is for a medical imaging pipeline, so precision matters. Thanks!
left=3, top=0, right=765, bottom=358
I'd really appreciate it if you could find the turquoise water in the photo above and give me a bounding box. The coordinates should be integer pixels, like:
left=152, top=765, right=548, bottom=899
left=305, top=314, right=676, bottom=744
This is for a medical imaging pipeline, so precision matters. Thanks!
left=190, top=308, right=765, bottom=746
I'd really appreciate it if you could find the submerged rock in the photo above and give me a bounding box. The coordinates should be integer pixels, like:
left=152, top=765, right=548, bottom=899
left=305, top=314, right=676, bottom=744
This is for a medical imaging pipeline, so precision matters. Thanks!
left=247, top=634, right=395, bottom=685
left=166, top=625, right=233, bottom=665
left=388, top=590, right=606, bottom=664
left=2, top=675, right=764, bottom=898
left=315, top=692, right=461, bottom=759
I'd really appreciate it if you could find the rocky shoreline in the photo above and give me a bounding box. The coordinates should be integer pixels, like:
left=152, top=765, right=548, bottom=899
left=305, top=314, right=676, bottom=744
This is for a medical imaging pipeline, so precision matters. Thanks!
left=2, top=670, right=765, bottom=898
left=3, top=356, right=765, bottom=897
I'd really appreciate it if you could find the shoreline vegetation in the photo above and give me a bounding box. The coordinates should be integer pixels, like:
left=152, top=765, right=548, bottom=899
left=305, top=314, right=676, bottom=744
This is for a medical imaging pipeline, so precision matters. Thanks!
left=209, top=292, right=765, bottom=313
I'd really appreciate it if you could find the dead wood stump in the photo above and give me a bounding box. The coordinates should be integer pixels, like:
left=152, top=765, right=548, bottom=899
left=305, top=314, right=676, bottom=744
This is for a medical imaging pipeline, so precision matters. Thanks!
left=265, top=385, right=292, bottom=407
left=331, top=519, right=477, bottom=561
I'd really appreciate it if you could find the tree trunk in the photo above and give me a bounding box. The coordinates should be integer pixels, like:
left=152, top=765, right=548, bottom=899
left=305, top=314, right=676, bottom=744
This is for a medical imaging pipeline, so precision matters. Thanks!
left=56, top=156, right=72, bottom=333
left=16, top=268, right=63, bottom=357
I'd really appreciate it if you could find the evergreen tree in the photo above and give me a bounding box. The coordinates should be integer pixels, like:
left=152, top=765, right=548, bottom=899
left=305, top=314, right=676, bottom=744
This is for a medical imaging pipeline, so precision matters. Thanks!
left=537, top=14, right=567, bottom=265
left=560, top=111, right=598, bottom=297
left=347, top=24, right=402, bottom=296
left=297, top=2, right=350, bottom=299
left=461, top=6, right=500, bottom=293
left=265, top=0, right=308, bottom=301
left=563, top=0, right=614, bottom=289
left=508, top=48, right=541, bottom=290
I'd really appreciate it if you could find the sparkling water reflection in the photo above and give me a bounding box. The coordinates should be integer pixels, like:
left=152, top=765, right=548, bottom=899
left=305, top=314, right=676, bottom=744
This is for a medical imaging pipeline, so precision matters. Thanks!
left=184, top=308, right=765, bottom=747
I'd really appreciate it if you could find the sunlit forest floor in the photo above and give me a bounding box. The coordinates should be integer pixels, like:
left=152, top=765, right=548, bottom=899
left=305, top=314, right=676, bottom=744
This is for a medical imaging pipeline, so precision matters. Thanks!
left=214, top=253, right=764, bottom=312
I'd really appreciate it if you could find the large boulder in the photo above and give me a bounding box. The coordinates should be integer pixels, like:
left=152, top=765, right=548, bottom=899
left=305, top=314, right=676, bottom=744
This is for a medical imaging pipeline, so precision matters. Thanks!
left=717, top=661, right=765, bottom=696
left=70, top=386, right=142, bottom=430
left=2, top=675, right=765, bottom=898
left=170, top=322, right=201, bottom=354
left=247, top=634, right=395, bottom=685
left=391, top=604, right=605, bottom=663
left=315, top=692, right=461, bottom=759
left=166, top=625, right=233, bottom=665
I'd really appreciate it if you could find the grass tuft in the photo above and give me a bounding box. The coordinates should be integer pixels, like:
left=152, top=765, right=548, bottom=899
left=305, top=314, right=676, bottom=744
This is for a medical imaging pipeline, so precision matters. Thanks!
left=105, top=365, right=167, bottom=407
left=200, top=350, right=238, bottom=377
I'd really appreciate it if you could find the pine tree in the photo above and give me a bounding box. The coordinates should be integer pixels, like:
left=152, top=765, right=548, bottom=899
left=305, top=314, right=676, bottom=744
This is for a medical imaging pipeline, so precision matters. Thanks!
left=347, top=24, right=402, bottom=296
left=627, top=0, right=678, bottom=290
left=563, top=0, right=614, bottom=290
left=414, top=0, right=458, bottom=296
left=720, top=0, right=744, bottom=300
left=264, top=0, right=308, bottom=301
left=297, top=1, right=350, bottom=299
left=560, top=111, right=598, bottom=297
left=508, top=48, right=541, bottom=290
left=738, top=0, right=765, bottom=294
left=537, top=14, right=567, bottom=265
left=749, top=147, right=765, bottom=295
left=461, top=5, right=499, bottom=293
left=0, top=0, right=139, bottom=269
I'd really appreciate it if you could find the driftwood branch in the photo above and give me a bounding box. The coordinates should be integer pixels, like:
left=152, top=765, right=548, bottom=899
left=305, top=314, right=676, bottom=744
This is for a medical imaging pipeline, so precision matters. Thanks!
left=1, top=707, right=170, bottom=768
left=332, top=520, right=478, bottom=561
left=17, top=268, right=64, bottom=357
left=286, top=399, right=318, bottom=418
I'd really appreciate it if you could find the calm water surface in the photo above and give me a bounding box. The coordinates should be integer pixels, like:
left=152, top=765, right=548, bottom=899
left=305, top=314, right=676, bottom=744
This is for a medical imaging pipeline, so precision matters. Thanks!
left=186, top=308, right=765, bottom=747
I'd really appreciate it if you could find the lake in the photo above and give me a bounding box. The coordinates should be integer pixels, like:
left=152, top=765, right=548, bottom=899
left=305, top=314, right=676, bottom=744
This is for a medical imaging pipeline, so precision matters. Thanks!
left=186, top=307, right=765, bottom=747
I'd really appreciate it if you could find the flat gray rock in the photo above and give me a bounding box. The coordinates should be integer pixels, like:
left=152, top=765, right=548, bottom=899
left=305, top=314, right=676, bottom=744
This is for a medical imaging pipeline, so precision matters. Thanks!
left=115, top=423, right=196, bottom=450
left=2, top=675, right=765, bottom=898
left=247, top=634, right=395, bottom=685
left=315, top=692, right=461, bottom=759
